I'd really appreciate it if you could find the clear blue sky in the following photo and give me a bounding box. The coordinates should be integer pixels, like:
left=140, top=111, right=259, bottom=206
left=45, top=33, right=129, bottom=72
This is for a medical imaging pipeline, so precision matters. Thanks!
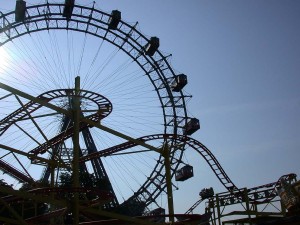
left=97, top=0, right=300, bottom=185
left=0, top=0, right=299, bottom=215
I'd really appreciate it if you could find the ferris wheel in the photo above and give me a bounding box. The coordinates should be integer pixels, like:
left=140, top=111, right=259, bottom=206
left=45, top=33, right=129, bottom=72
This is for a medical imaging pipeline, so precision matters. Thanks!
left=0, top=1, right=203, bottom=222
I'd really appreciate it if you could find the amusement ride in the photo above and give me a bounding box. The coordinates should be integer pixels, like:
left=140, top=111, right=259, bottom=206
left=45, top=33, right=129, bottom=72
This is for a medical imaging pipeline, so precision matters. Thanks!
left=0, top=1, right=299, bottom=225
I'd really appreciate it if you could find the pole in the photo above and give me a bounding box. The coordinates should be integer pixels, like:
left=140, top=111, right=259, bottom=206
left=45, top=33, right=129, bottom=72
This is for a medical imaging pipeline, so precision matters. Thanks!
left=163, top=144, right=175, bottom=223
left=244, top=188, right=252, bottom=225
left=50, top=163, right=55, bottom=225
left=216, top=194, right=221, bottom=225
left=73, top=76, right=81, bottom=225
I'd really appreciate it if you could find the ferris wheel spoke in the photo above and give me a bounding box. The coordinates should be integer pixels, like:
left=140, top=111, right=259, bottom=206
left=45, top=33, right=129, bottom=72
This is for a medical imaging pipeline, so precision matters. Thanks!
left=11, top=39, right=58, bottom=92
left=0, top=143, right=63, bottom=174
left=14, top=122, right=41, bottom=146
left=82, top=37, right=105, bottom=87
left=14, top=94, right=49, bottom=143
left=110, top=149, right=153, bottom=156
left=17, top=112, right=60, bottom=121
left=0, top=93, right=13, bottom=101
left=11, top=152, right=34, bottom=181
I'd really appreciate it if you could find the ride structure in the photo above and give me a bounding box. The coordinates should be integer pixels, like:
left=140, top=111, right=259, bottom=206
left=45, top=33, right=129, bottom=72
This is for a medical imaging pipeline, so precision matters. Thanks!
left=0, top=1, right=298, bottom=225
left=205, top=173, right=299, bottom=225
left=0, top=0, right=203, bottom=224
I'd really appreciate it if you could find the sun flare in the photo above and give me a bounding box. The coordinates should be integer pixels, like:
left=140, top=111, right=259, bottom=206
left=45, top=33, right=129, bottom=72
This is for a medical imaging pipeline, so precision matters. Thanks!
left=0, top=46, right=11, bottom=74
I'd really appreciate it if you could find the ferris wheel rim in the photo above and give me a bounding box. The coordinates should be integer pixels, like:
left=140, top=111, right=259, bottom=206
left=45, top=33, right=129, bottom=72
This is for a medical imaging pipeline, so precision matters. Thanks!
left=0, top=2, right=190, bottom=213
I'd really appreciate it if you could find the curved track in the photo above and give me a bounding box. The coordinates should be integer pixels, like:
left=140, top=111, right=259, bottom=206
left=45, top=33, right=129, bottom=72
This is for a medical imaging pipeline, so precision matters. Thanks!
left=1, top=126, right=290, bottom=208
left=0, top=132, right=236, bottom=207
left=1, top=129, right=292, bottom=218
left=81, top=134, right=237, bottom=191
left=0, top=89, right=112, bottom=136
left=81, top=133, right=294, bottom=205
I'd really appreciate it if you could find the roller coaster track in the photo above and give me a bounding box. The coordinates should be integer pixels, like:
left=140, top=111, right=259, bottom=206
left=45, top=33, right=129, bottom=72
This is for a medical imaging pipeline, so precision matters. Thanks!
left=0, top=89, right=112, bottom=190
left=80, top=134, right=238, bottom=191
left=0, top=89, right=112, bottom=136
left=0, top=89, right=111, bottom=157
left=177, top=135, right=238, bottom=191
left=0, top=159, right=34, bottom=184
left=182, top=174, right=296, bottom=216
left=2, top=187, right=113, bottom=203
left=211, top=173, right=297, bottom=206
left=0, top=132, right=236, bottom=202
left=29, top=113, right=101, bottom=156
left=1, top=131, right=290, bottom=206
left=80, top=134, right=295, bottom=205
left=184, top=199, right=204, bottom=214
